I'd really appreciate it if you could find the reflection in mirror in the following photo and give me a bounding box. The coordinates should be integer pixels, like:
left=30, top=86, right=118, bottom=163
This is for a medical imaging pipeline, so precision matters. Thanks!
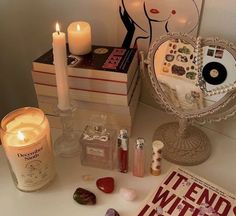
left=154, top=39, right=202, bottom=111
left=201, top=44, right=236, bottom=104
left=153, top=39, right=231, bottom=111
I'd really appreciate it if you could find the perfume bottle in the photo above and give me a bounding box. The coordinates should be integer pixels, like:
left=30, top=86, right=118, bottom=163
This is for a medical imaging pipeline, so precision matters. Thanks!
left=80, top=115, right=116, bottom=170
left=133, top=138, right=145, bottom=177
left=117, top=129, right=129, bottom=173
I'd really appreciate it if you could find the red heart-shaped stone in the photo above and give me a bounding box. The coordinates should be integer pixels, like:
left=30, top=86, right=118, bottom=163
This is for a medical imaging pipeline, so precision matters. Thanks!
left=96, top=177, right=115, bottom=193
left=233, top=206, right=236, bottom=215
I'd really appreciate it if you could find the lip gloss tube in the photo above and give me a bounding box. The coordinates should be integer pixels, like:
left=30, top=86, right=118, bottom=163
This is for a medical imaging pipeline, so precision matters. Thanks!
left=150, top=140, right=164, bottom=176
left=133, top=138, right=145, bottom=177
left=117, top=129, right=129, bottom=173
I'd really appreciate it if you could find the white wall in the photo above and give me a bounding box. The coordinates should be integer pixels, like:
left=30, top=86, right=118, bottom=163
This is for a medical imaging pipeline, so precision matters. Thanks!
left=200, top=0, right=236, bottom=42
left=1, top=0, right=236, bottom=137
left=0, top=0, right=121, bottom=119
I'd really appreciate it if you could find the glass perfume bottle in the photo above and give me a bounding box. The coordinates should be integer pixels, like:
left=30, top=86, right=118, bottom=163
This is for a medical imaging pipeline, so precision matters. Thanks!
left=117, top=129, right=129, bottom=173
left=133, top=138, right=145, bottom=177
left=80, top=115, right=116, bottom=170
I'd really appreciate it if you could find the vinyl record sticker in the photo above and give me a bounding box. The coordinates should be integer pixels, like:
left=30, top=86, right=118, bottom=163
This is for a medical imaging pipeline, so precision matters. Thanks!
left=202, top=62, right=227, bottom=85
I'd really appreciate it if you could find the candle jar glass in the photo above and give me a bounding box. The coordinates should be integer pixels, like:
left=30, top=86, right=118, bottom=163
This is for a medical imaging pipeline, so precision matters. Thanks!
left=0, top=107, right=56, bottom=192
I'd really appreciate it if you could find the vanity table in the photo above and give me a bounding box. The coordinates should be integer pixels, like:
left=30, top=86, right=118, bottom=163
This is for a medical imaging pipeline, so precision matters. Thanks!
left=0, top=103, right=236, bottom=216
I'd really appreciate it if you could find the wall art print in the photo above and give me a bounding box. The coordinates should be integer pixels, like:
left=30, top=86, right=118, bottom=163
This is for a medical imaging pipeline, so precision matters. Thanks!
left=119, top=0, right=203, bottom=51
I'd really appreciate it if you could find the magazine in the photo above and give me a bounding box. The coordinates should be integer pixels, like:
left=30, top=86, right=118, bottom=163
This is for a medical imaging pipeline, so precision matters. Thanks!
left=136, top=167, right=236, bottom=216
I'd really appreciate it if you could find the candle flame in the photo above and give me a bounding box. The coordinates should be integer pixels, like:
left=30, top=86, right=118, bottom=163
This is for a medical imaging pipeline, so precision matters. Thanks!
left=77, top=24, right=81, bottom=31
left=17, top=131, right=25, bottom=141
left=56, top=22, right=60, bottom=32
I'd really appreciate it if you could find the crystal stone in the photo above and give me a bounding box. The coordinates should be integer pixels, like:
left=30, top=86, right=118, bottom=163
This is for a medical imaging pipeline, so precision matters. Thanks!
left=105, top=208, right=120, bottom=216
left=73, top=187, right=96, bottom=205
left=96, top=177, right=115, bottom=193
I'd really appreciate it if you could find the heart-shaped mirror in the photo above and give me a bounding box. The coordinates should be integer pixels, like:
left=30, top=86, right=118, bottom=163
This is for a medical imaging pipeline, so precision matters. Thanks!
left=143, top=33, right=236, bottom=165
left=146, top=33, right=236, bottom=117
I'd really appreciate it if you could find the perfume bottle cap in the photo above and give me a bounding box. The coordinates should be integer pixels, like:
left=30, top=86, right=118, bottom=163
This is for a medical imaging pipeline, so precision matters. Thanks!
left=136, top=138, right=145, bottom=150
left=152, top=140, right=164, bottom=151
left=118, top=129, right=128, bottom=151
left=119, top=129, right=128, bottom=138
left=89, top=114, right=107, bottom=133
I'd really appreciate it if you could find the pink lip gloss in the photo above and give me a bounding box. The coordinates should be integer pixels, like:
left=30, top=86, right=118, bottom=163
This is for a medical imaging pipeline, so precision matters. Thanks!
left=133, top=138, right=145, bottom=177
left=117, top=129, right=129, bottom=173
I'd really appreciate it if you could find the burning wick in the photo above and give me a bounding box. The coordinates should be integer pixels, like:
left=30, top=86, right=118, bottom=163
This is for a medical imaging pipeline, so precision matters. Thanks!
left=56, top=22, right=60, bottom=35
left=77, top=24, right=81, bottom=32
left=17, top=131, right=26, bottom=142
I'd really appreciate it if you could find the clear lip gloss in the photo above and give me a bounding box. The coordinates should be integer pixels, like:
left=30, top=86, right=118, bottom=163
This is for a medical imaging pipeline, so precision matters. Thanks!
left=133, top=138, right=145, bottom=177
left=117, top=129, right=129, bottom=173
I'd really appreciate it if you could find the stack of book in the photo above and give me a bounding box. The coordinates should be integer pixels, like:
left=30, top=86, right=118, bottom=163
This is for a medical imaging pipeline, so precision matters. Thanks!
left=32, top=45, right=140, bottom=133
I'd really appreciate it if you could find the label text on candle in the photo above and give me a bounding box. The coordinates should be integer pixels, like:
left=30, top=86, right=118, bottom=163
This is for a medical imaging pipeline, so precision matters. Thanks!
left=17, top=146, right=43, bottom=161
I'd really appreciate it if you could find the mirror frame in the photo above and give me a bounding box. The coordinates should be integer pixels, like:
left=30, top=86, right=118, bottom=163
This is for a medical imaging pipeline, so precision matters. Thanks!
left=146, top=32, right=236, bottom=120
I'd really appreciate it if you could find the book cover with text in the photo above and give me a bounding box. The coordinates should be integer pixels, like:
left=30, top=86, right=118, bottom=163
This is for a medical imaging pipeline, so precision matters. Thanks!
left=33, top=45, right=137, bottom=74
left=137, top=167, right=236, bottom=216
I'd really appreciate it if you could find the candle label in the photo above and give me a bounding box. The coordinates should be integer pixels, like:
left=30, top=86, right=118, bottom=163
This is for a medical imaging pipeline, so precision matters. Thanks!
left=6, top=136, right=55, bottom=191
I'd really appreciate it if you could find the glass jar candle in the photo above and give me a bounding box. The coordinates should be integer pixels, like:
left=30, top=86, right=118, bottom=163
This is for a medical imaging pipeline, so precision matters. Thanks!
left=0, top=107, right=56, bottom=192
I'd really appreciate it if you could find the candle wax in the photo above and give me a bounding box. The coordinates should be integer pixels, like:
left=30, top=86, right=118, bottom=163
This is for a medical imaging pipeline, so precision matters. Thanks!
left=52, top=26, right=71, bottom=111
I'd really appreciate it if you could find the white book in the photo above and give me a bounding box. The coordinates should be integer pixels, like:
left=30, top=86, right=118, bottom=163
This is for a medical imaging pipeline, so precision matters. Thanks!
left=38, top=78, right=141, bottom=133
left=32, top=66, right=138, bottom=95
left=136, top=167, right=236, bottom=216
left=34, top=71, right=140, bottom=106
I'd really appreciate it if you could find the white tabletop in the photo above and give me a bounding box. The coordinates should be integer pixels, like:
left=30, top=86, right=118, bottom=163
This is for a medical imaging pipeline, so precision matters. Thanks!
left=0, top=103, right=236, bottom=216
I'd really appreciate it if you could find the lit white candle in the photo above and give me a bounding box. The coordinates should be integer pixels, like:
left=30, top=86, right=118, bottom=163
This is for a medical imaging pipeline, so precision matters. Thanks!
left=0, top=107, right=55, bottom=191
left=67, top=21, right=92, bottom=55
left=53, top=22, right=71, bottom=111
